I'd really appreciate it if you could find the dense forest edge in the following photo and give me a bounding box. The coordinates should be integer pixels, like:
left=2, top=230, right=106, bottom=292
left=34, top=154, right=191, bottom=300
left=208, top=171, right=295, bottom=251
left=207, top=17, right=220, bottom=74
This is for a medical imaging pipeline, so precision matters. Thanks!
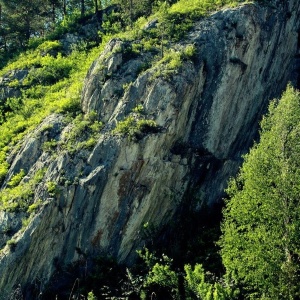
left=1, top=0, right=299, bottom=299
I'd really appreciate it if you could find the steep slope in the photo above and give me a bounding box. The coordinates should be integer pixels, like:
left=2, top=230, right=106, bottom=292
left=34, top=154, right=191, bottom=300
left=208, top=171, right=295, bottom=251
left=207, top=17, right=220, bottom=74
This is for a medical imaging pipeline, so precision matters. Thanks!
left=0, top=0, right=299, bottom=297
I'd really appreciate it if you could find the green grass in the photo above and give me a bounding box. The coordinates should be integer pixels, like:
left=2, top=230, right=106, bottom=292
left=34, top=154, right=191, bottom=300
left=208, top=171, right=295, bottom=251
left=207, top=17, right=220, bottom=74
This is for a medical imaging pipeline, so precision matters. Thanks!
left=0, top=0, right=260, bottom=186
left=62, top=113, right=104, bottom=154
left=0, top=42, right=109, bottom=184
left=0, top=168, right=46, bottom=212
left=169, top=0, right=246, bottom=16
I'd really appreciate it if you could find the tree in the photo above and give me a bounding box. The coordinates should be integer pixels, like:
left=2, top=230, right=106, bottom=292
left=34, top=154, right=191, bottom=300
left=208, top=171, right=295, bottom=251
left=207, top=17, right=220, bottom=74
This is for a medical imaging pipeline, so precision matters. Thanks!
left=185, top=264, right=236, bottom=300
left=0, top=3, right=8, bottom=51
left=94, top=0, right=99, bottom=13
left=49, top=0, right=61, bottom=23
left=220, top=85, right=300, bottom=299
left=63, top=0, right=67, bottom=15
left=64, top=0, right=96, bottom=17
left=0, top=0, right=52, bottom=48
left=116, top=0, right=152, bottom=27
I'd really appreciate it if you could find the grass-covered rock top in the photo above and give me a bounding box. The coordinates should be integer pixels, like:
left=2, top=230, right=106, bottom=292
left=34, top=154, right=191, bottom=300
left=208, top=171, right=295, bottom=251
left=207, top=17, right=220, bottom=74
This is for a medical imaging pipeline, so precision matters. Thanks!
left=0, top=0, right=259, bottom=187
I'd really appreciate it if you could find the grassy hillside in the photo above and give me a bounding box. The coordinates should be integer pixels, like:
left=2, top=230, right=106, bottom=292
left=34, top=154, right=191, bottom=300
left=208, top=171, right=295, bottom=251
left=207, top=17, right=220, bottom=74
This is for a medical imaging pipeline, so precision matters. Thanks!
left=0, top=0, right=254, bottom=185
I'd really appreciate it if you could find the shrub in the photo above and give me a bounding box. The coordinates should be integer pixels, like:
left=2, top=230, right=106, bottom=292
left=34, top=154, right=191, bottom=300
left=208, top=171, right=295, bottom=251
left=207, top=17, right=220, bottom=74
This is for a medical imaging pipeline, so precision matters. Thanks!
left=27, top=199, right=42, bottom=214
left=25, top=54, right=73, bottom=85
left=7, top=169, right=26, bottom=188
left=46, top=181, right=59, bottom=197
left=42, top=139, right=58, bottom=153
left=132, top=104, right=144, bottom=114
left=62, top=113, right=103, bottom=154
left=183, top=44, right=197, bottom=60
left=6, top=238, right=17, bottom=249
left=37, top=40, right=62, bottom=53
left=87, top=291, right=97, bottom=300
left=113, top=116, right=136, bottom=136
left=185, top=264, right=236, bottom=299
left=0, top=160, right=9, bottom=185
left=113, top=116, right=158, bottom=140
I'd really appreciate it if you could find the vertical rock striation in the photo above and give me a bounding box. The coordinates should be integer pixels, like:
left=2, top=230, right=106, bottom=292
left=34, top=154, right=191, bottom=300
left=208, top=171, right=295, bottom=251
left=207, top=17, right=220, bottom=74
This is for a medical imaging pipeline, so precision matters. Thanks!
left=0, top=1, right=299, bottom=297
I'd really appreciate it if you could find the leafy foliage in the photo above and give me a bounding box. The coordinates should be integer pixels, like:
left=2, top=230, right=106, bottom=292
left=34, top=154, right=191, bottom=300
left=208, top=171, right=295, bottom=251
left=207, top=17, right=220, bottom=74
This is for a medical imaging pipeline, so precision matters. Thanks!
left=185, top=264, right=236, bottom=300
left=62, top=112, right=104, bottom=153
left=113, top=117, right=157, bottom=139
left=0, top=0, right=275, bottom=297
left=46, top=181, right=60, bottom=197
left=0, top=41, right=107, bottom=184
left=113, top=105, right=158, bottom=140
left=220, top=86, right=300, bottom=299
left=0, top=168, right=46, bottom=212
left=7, top=169, right=25, bottom=188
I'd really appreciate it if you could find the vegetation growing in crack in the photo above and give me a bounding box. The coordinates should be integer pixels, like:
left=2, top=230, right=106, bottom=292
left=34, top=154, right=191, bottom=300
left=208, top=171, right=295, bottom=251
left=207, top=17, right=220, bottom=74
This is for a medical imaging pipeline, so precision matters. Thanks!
left=62, top=111, right=104, bottom=154
left=0, top=0, right=275, bottom=298
left=0, top=168, right=46, bottom=212
left=0, top=0, right=265, bottom=185
left=113, top=105, right=158, bottom=141
left=151, top=44, right=197, bottom=80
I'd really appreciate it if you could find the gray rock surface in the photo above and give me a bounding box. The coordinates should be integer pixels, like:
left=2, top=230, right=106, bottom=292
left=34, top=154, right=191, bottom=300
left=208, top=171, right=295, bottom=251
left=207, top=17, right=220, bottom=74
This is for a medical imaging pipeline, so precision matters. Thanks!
left=0, top=69, right=28, bottom=105
left=0, top=0, right=299, bottom=297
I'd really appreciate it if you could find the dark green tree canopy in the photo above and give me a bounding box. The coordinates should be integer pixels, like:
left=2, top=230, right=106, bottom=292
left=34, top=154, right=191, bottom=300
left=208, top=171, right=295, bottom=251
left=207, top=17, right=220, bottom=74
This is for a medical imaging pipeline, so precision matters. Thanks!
left=0, top=0, right=154, bottom=51
left=0, top=0, right=56, bottom=49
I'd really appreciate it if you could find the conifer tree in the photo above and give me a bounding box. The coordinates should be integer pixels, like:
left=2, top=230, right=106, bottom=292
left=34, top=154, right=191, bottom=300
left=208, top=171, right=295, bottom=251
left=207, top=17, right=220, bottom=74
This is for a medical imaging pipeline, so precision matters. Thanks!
left=0, top=0, right=51, bottom=48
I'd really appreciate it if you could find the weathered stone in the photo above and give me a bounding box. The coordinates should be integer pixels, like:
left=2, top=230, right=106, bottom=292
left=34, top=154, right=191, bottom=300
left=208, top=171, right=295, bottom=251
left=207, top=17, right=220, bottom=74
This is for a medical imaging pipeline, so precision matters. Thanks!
left=3, top=114, right=65, bottom=188
left=0, top=211, right=26, bottom=248
left=143, top=18, right=158, bottom=30
left=0, top=69, right=29, bottom=105
left=0, top=1, right=299, bottom=297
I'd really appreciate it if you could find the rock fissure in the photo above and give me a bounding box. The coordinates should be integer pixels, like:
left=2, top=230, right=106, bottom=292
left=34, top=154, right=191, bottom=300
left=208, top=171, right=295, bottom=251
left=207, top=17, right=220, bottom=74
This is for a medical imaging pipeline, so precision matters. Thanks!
left=0, top=1, right=299, bottom=297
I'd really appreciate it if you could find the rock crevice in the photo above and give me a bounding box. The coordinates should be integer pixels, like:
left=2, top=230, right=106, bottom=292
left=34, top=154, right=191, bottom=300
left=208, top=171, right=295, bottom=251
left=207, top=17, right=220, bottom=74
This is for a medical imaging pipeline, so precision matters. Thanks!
left=0, top=1, right=299, bottom=297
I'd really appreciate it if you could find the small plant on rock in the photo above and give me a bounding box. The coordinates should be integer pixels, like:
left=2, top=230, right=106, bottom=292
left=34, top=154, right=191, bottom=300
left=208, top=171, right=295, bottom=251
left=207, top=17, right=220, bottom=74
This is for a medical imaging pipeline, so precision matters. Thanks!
left=113, top=116, right=158, bottom=141
left=46, top=181, right=59, bottom=197
left=8, top=169, right=26, bottom=188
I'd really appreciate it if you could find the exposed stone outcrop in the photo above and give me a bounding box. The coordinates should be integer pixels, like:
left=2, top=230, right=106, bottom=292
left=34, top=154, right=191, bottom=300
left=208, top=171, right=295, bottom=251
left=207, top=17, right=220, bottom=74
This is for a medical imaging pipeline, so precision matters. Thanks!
left=0, top=0, right=299, bottom=297
left=0, top=69, right=28, bottom=105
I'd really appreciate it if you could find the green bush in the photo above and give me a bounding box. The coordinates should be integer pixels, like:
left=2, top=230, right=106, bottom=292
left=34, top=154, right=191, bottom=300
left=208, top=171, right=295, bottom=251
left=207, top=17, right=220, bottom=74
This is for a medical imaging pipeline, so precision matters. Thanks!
left=46, top=181, right=59, bottom=197
left=87, top=291, right=97, bottom=300
left=183, top=44, right=197, bottom=60
left=63, top=113, right=103, bottom=153
left=132, top=104, right=144, bottom=114
left=185, top=264, right=236, bottom=300
left=113, top=116, right=158, bottom=140
left=6, top=238, right=17, bottom=249
left=42, top=139, right=58, bottom=153
left=0, top=168, right=45, bottom=212
left=25, top=53, right=73, bottom=85
left=7, top=169, right=26, bottom=188
left=0, top=159, right=9, bottom=185
left=27, top=199, right=42, bottom=214
left=37, top=40, right=62, bottom=53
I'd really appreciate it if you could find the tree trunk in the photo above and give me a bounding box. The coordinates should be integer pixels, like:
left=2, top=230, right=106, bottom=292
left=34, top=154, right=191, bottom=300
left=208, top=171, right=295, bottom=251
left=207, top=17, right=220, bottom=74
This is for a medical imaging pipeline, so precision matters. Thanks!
left=63, top=0, right=67, bottom=16
left=94, top=0, right=98, bottom=13
left=129, top=0, right=133, bottom=28
left=52, top=2, right=56, bottom=23
left=81, top=0, right=85, bottom=17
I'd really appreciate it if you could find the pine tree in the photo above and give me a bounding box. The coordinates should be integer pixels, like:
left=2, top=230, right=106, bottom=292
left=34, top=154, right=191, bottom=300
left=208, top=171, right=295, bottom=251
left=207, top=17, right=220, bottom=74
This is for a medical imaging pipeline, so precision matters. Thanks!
left=116, top=0, right=152, bottom=26
left=0, top=0, right=51, bottom=48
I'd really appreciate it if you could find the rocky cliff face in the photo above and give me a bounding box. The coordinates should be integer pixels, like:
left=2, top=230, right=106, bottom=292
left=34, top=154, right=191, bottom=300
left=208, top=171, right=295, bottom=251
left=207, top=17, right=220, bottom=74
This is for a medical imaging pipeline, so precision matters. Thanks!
left=0, top=0, right=299, bottom=297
